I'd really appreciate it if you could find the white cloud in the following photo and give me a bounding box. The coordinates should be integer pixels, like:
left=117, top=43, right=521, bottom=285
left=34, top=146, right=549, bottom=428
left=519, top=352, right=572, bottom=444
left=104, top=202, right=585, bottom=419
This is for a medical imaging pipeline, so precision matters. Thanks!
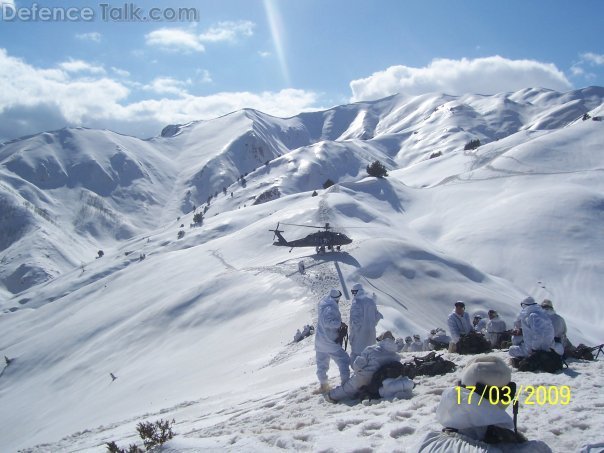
left=258, top=51, right=272, bottom=58
left=146, top=21, right=255, bottom=53
left=350, top=56, right=572, bottom=101
left=143, top=77, right=191, bottom=97
left=0, top=51, right=127, bottom=118
left=196, top=69, right=212, bottom=84
left=121, top=89, right=319, bottom=129
left=75, top=32, right=101, bottom=43
left=571, top=65, right=585, bottom=77
left=0, top=49, right=129, bottom=139
left=198, top=20, right=255, bottom=43
left=569, top=52, right=603, bottom=82
left=0, top=48, right=319, bottom=141
left=145, top=28, right=205, bottom=53
left=111, top=67, right=131, bottom=78
left=581, top=52, right=604, bottom=66
left=59, top=59, right=106, bottom=75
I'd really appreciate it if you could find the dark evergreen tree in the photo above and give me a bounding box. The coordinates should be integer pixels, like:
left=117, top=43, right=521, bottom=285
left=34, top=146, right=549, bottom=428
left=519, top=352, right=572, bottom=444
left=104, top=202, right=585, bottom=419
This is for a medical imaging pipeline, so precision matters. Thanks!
left=323, top=179, right=335, bottom=189
left=366, top=160, right=388, bottom=178
left=464, top=139, right=481, bottom=150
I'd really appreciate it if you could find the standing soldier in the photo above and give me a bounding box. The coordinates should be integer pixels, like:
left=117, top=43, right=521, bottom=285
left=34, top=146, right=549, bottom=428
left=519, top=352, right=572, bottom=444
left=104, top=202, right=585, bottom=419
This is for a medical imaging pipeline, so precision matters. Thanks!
left=314, top=289, right=350, bottom=393
left=349, top=283, right=383, bottom=364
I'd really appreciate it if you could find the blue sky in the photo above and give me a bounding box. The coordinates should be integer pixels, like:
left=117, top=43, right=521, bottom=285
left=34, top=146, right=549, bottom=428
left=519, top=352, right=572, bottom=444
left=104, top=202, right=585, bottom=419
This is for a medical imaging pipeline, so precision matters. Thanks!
left=0, top=0, right=603, bottom=140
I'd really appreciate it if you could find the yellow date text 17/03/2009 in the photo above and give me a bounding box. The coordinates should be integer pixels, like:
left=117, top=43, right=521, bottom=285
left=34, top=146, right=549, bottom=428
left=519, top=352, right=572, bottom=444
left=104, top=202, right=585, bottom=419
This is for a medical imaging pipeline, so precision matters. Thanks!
left=456, top=385, right=571, bottom=406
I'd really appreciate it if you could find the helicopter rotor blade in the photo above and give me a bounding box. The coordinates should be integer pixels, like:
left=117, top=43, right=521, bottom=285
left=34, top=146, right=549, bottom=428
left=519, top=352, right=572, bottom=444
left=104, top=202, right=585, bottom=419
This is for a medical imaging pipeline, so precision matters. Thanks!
left=280, top=222, right=369, bottom=230
left=280, top=222, right=325, bottom=229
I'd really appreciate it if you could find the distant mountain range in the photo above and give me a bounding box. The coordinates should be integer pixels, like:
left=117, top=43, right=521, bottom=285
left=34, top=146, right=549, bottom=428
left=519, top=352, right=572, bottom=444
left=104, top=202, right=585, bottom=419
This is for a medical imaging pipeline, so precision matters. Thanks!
left=1, top=86, right=603, bottom=296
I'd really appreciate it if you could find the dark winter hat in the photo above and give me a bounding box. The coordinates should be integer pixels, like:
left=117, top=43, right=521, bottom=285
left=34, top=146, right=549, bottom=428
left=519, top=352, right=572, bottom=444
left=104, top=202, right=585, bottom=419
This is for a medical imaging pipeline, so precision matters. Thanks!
left=454, top=301, right=465, bottom=308
left=330, top=289, right=342, bottom=299
left=377, top=331, right=394, bottom=341
left=541, top=299, right=554, bottom=309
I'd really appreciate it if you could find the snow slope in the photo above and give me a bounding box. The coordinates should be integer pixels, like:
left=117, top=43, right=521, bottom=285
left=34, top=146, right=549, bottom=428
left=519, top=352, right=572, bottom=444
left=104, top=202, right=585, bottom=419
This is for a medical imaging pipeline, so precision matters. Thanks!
left=0, top=87, right=604, bottom=452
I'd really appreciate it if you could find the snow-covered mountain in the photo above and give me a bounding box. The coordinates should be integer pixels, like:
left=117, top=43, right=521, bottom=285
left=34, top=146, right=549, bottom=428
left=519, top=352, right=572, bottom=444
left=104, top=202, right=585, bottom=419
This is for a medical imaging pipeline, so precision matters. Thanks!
left=2, top=86, right=603, bottom=297
left=1, top=87, right=603, bottom=452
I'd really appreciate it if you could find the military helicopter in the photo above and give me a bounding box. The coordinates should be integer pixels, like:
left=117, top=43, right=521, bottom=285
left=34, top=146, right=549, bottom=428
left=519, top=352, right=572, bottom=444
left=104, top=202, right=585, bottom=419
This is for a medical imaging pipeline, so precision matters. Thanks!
left=269, top=222, right=352, bottom=253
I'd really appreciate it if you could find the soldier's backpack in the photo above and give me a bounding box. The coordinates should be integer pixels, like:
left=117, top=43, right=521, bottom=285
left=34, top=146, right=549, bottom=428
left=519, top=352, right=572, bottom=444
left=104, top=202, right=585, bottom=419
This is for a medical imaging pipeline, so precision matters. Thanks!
left=492, top=331, right=512, bottom=349
left=515, top=349, right=565, bottom=373
left=457, top=331, right=492, bottom=355
left=428, top=339, right=449, bottom=351
left=359, top=361, right=416, bottom=399
left=413, top=351, right=456, bottom=377
left=567, top=343, right=599, bottom=361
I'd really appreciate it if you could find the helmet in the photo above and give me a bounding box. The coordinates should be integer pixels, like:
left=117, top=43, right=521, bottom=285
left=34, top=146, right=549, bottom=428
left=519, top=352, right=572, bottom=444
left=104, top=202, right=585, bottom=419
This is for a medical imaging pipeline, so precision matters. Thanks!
left=330, top=289, right=342, bottom=299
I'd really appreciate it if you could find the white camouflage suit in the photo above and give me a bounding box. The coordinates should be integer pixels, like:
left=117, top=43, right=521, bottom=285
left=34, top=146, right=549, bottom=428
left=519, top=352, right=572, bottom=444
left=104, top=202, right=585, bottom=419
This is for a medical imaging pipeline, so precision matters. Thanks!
left=411, top=356, right=553, bottom=452
left=447, top=310, right=473, bottom=343
left=349, top=285, right=383, bottom=363
left=314, top=292, right=350, bottom=386
left=328, top=337, right=400, bottom=401
left=486, top=315, right=507, bottom=347
left=542, top=304, right=569, bottom=353
left=509, top=299, right=556, bottom=358
left=412, top=386, right=553, bottom=452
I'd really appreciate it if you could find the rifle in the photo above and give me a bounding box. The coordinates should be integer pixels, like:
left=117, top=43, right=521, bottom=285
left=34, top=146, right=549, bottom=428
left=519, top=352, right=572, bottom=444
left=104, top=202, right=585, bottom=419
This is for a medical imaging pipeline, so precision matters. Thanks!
left=589, top=344, right=604, bottom=360
left=336, top=322, right=348, bottom=350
